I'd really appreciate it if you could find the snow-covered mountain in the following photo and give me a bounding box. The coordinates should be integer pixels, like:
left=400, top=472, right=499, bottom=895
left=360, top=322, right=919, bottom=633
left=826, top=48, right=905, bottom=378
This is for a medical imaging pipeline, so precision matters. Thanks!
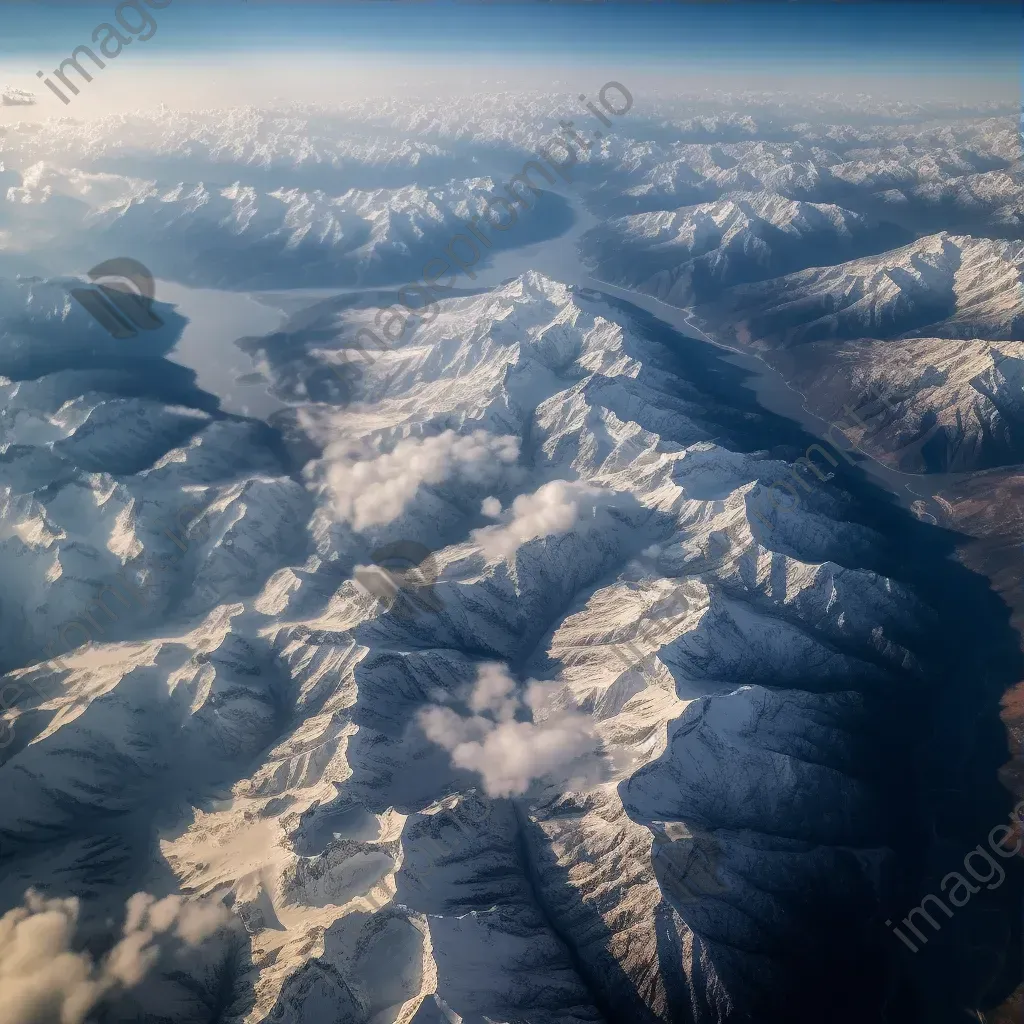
left=1, top=165, right=570, bottom=288
left=584, top=116, right=1017, bottom=216
left=0, top=269, right=1016, bottom=1023
left=901, top=166, right=1024, bottom=232
left=0, top=76, right=1022, bottom=1023
left=756, top=335, right=1024, bottom=473
left=683, top=234, right=1024, bottom=472
left=693, top=232, right=1024, bottom=348
left=581, top=190, right=911, bottom=303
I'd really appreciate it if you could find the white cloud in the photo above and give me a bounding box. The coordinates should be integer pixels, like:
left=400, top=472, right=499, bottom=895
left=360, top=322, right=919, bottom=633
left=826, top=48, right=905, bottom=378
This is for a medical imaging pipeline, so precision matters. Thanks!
left=0, top=890, right=229, bottom=1024
left=419, top=662, right=603, bottom=797
left=316, top=429, right=519, bottom=529
left=471, top=479, right=617, bottom=560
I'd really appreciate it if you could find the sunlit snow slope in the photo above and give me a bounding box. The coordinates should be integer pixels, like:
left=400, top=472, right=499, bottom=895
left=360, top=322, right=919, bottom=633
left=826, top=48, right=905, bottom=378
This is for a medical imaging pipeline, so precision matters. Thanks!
left=0, top=270, right=1018, bottom=1024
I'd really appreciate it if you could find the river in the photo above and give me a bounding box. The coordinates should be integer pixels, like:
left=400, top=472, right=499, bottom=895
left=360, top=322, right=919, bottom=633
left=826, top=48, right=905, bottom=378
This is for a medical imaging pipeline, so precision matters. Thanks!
left=158, top=186, right=960, bottom=525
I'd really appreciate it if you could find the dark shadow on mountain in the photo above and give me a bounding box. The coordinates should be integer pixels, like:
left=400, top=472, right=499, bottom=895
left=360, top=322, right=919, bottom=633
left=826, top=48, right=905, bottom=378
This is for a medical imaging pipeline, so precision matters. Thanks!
left=694, top=237, right=964, bottom=349
left=595, top=288, right=1024, bottom=1023
left=511, top=804, right=668, bottom=1024
left=581, top=217, right=913, bottom=304
left=61, top=189, right=575, bottom=293
left=0, top=639, right=291, bottom=1022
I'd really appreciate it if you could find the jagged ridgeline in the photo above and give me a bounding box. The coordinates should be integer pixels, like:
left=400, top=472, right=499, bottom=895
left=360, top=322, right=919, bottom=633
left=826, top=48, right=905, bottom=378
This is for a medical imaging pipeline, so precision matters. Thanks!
left=0, top=269, right=1017, bottom=1023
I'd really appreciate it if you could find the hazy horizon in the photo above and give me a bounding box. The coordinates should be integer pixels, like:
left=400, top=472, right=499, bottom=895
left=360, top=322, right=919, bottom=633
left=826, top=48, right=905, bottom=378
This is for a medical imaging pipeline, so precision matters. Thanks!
left=1, top=0, right=1017, bottom=122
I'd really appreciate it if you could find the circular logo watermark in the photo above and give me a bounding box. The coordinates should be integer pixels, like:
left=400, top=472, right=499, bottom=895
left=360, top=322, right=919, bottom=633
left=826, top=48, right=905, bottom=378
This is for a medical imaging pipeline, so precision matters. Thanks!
left=353, top=540, right=444, bottom=621
left=69, top=257, right=163, bottom=339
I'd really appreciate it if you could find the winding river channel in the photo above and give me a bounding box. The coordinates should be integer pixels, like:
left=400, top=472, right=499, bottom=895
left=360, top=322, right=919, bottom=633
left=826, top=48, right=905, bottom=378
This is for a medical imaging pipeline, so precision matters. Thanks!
left=160, top=185, right=961, bottom=526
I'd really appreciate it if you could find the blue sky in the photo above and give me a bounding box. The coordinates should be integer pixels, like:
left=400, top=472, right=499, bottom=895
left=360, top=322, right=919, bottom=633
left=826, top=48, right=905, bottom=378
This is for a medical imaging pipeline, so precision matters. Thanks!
left=2, top=0, right=1019, bottom=75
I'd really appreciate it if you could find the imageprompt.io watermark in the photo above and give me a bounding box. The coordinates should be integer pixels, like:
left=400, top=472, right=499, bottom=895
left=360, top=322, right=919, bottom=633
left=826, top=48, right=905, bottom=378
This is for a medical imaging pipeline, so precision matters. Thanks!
left=319, top=81, right=634, bottom=397
left=70, top=257, right=163, bottom=339
left=36, top=0, right=173, bottom=107
left=292, top=541, right=445, bottom=648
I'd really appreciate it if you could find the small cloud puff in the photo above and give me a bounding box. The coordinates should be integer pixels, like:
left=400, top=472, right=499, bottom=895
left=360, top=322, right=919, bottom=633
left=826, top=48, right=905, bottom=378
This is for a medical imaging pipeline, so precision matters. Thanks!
left=314, top=428, right=519, bottom=530
left=0, top=890, right=229, bottom=1024
left=1, top=88, right=36, bottom=107
left=480, top=496, right=502, bottom=518
left=419, top=662, right=605, bottom=797
left=471, top=479, right=618, bottom=560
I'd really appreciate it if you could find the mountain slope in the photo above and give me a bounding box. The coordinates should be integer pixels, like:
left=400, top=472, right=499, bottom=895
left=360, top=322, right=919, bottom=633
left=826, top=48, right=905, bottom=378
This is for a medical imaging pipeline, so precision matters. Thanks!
left=582, top=190, right=911, bottom=304
left=0, top=271, right=1018, bottom=1023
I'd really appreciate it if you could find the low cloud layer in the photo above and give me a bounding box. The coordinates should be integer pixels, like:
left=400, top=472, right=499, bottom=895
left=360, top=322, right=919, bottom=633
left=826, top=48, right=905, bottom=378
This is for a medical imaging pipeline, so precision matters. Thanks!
left=419, top=662, right=604, bottom=797
left=317, top=429, right=519, bottom=529
left=0, top=890, right=229, bottom=1024
left=472, top=479, right=618, bottom=560
left=1, top=88, right=36, bottom=107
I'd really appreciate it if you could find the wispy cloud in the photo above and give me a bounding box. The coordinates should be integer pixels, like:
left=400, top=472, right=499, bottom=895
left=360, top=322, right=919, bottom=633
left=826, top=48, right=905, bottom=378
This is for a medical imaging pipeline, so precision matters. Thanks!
left=472, top=479, right=620, bottom=560
left=311, top=428, right=520, bottom=530
left=0, top=890, right=229, bottom=1024
left=419, top=662, right=604, bottom=797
